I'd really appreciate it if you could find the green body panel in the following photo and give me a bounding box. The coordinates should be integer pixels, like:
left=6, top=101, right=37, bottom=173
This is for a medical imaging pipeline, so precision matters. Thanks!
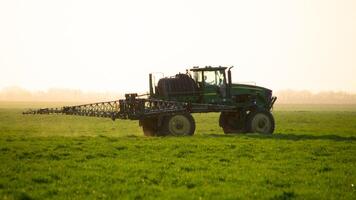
left=202, top=85, right=222, bottom=104
left=153, top=83, right=271, bottom=109
left=230, top=83, right=272, bottom=109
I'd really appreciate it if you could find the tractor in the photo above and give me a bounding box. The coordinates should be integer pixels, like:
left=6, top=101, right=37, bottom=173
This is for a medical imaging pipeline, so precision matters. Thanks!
left=24, top=66, right=277, bottom=136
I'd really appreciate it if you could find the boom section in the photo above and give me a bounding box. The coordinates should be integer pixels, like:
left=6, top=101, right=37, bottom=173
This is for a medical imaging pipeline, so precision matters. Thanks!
left=23, top=94, right=237, bottom=120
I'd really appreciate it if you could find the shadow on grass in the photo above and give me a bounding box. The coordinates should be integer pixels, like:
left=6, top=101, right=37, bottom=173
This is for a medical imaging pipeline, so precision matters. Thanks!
left=203, top=133, right=356, bottom=142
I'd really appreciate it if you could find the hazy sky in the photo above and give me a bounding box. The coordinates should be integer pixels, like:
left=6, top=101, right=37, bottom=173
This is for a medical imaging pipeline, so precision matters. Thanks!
left=0, top=0, right=355, bottom=94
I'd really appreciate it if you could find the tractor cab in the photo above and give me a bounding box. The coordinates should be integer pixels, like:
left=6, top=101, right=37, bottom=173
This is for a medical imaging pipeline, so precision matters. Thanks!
left=189, top=66, right=230, bottom=103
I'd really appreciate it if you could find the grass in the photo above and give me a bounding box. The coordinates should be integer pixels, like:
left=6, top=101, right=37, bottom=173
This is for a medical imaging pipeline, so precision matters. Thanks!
left=0, top=102, right=356, bottom=199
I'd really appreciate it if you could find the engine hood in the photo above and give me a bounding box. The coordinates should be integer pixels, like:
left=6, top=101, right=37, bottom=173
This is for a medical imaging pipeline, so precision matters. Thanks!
left=229, top=83, right=274, bottom=109
left=230, top=83, right=272, bottom=93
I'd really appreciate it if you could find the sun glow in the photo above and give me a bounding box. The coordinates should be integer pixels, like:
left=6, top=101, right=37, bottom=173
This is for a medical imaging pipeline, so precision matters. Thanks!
left=0, top=0, right=355, bottom=95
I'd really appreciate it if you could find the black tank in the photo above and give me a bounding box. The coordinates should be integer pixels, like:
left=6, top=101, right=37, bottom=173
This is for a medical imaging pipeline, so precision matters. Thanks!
left=157, top=74, right=199, bottom=97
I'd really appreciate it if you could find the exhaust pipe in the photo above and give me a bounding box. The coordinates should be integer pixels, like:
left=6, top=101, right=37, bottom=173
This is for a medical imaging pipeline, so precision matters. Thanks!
left=149, top=73, right=154, bottom=97
left=227, top=66, right=234, bottom=98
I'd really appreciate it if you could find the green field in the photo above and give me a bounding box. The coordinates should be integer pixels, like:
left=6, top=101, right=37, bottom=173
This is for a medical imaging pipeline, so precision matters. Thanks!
left=0, top=102, right=356, bottom=199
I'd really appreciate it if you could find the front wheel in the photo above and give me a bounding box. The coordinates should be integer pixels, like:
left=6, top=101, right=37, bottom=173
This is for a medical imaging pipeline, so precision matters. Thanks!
left=140, top=117, right=160, bottom=136
left=246, top=110, right=275, bottom=134
left=162, top=113, right=195, bottom=136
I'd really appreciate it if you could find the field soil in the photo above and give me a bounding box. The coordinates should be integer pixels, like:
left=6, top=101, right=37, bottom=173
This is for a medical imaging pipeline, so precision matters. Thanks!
left=0, top=102, right=355, bottom=199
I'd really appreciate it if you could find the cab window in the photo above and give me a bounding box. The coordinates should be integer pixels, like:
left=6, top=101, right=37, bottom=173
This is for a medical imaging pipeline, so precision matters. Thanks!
left=204, top=70, right=225, bottom=86
left=192, top=71, right=202, bottom=83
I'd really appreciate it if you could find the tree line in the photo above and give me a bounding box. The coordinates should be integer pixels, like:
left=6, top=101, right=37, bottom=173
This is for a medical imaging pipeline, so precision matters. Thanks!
left=1, top=86, right=356, bottom=104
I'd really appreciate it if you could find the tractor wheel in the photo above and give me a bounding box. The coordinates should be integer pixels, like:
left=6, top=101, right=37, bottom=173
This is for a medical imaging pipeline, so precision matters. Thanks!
left=162, top=113, right=195, bottom=136
left=219, top=112, right=246, bottom=134
left=246, top=110, right=275, bottom=134
left=140, top=117, right=160, bottom=136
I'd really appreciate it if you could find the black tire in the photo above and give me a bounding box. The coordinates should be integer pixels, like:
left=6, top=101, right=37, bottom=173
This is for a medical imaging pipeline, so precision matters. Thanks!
left=162, top=113, right=195, bottom=136
left=219, top=112, right=246, bottom=134
left=246, top=110, right=275, bottom=134
left=140, top=117, right=160, bottom=136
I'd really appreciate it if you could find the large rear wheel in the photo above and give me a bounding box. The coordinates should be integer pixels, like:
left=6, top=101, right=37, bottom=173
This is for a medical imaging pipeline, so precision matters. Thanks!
left=162, top=113, right=195, bottom=136
left=246, top=110, right=275, bottom=134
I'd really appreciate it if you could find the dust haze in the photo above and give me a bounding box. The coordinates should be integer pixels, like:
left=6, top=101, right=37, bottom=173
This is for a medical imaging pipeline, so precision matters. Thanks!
left=1, top=86, right=356, bottom=104
left=0, top=86, right=123, bottom=103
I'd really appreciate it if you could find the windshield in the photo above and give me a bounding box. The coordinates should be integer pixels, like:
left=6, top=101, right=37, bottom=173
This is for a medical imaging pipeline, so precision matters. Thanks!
left=204, top=70, right=225, bottom=86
